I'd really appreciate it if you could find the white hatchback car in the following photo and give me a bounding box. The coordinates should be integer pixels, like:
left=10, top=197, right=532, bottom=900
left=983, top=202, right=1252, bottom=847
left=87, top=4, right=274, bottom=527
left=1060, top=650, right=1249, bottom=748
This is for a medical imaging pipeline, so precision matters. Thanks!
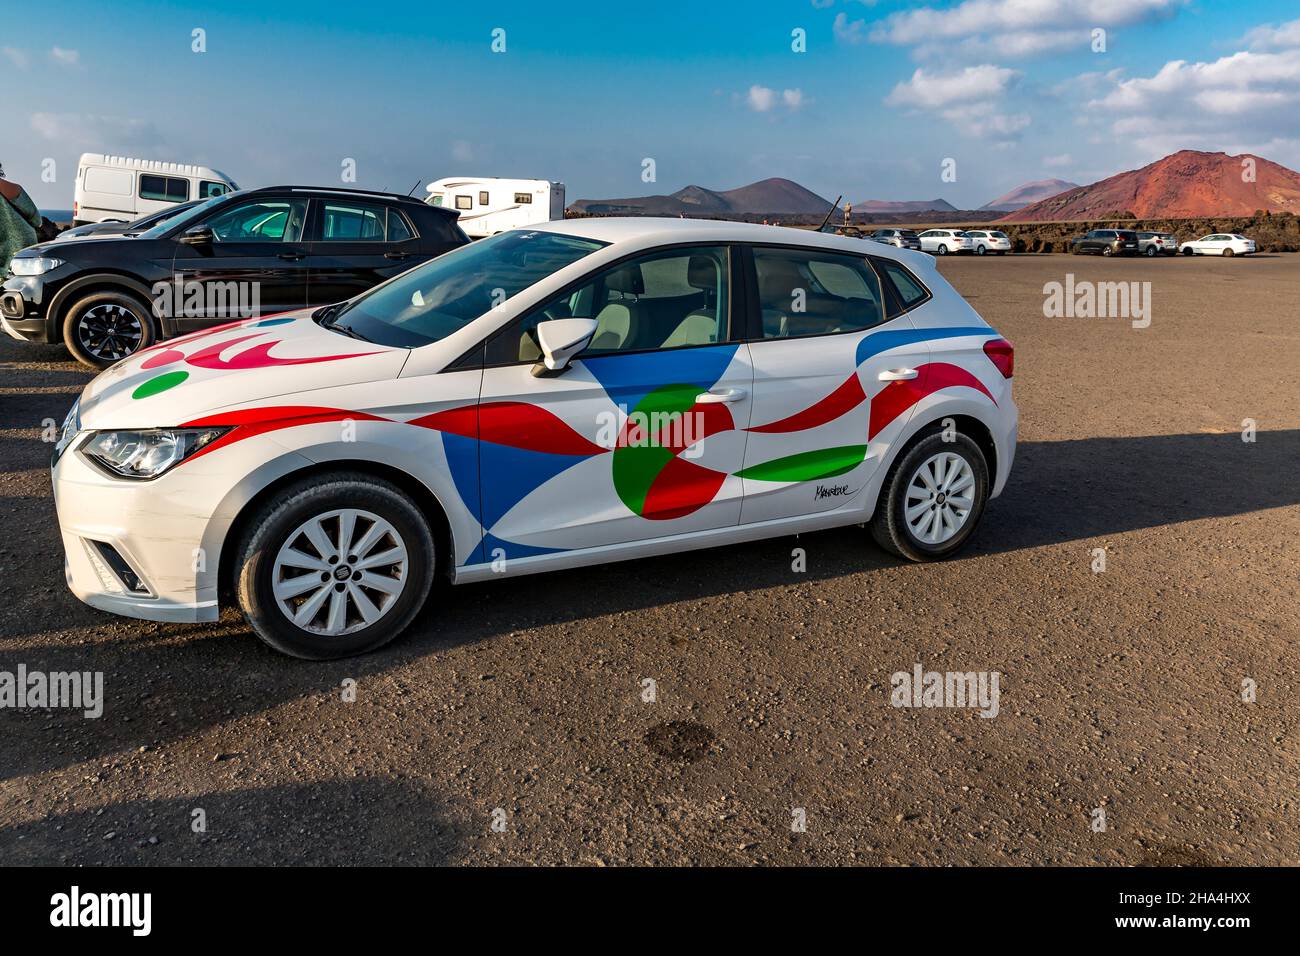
left=1179, top=233, right=1256, bottom=257
left=52, top=219, right=1018, bottom=658
left=962, top=230, right=1013, bottom=256
left=918, top=229, right=973, bottom=255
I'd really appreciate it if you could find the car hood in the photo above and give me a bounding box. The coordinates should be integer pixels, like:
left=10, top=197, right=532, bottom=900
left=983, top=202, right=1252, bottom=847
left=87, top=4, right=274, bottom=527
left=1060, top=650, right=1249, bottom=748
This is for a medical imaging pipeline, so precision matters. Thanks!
left=76, top=310, right=408, bottom=430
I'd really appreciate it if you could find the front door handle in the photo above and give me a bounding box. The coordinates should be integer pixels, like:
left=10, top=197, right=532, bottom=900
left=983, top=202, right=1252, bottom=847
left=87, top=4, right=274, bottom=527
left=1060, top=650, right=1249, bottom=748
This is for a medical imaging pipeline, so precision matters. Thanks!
left=696, top=387, right=748, bottom=404
left=278, top=252, right=305, bottom=261
left=878, top=368, right=919, bottom=382
left=384, top=251, right=412, bottom=261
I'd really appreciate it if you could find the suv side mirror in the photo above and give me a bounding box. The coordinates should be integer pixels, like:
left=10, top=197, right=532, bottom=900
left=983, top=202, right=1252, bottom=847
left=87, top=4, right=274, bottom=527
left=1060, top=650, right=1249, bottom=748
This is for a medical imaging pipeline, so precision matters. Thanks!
left=531, top=318, right=598, bottom=377
left=180, top=225, right=214, bottom=245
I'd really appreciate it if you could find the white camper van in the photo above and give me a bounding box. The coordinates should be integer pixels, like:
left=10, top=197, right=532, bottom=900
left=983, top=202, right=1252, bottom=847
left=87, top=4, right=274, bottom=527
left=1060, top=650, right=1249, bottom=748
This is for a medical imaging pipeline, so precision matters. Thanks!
left=73, top=153, right=239, bottom=225
left=424, top=177, right=564, bottom=238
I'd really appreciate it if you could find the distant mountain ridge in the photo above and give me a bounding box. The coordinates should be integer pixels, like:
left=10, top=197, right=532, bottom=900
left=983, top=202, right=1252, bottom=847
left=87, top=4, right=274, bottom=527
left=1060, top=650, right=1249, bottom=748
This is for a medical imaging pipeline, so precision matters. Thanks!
left=850, top=198, right=957, bottom=214
left=1003, top=151, right=1300, bottom=222
left=568, top=177, right=835, bottom=217
left=980, top=179, right=1078, bottom=211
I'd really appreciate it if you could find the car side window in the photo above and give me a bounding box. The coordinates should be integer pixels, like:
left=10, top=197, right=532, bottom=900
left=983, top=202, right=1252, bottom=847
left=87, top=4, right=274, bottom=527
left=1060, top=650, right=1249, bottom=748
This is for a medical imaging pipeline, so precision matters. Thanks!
left=320, top=201, right=387, bottom=241
left=752, top=246, right=885, bottom=339
left=387, top=209, right=415, bottom=242
left=140, top=174, right=189, bottom=203
left=483, top=245, right=731, bottom=366
left=204, top=199, right=308, bottom=242
left=873, top=258, right=930, bottom=313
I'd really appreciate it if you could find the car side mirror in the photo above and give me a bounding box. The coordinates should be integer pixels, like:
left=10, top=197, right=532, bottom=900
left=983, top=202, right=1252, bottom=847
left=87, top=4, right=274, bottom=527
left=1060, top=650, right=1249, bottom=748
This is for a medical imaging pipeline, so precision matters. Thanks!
left=531, top=318, right=598, bottom=377
left=180, top=225, right=214, bottom=245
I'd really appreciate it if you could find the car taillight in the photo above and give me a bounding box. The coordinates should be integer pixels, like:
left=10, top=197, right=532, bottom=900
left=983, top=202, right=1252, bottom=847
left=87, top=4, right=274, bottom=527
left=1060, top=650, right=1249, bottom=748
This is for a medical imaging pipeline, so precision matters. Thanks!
left=73, top=201, right=78, bottom=218
left=983, top=338, right=1013, bottom=378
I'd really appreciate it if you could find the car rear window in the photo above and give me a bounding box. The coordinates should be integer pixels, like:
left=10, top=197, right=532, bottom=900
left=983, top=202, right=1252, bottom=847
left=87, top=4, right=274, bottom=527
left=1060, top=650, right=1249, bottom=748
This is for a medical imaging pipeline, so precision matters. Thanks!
left=873, top=258, right=931, bottom=313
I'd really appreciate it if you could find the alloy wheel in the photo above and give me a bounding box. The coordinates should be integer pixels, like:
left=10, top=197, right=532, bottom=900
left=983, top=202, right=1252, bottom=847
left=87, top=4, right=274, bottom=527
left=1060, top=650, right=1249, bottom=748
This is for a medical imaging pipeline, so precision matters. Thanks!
left=76, top=303, right=143, bottom=361
left=271, top=508, right=409, bottom=636
left=904, top=452, right=975, bottom=545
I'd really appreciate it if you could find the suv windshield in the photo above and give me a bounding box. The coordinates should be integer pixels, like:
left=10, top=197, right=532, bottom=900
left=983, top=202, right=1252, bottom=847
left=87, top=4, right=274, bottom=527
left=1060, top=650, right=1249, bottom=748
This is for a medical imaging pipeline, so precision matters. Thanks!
left=324, top=229, right=608, bottom=349
left=135, top=194, right=232, bottom=239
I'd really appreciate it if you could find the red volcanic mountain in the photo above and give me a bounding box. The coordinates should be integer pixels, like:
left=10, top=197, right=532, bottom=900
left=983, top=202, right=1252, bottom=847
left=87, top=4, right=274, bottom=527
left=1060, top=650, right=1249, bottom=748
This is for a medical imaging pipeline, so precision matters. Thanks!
left=1002, top=150, right=1300, bottom=222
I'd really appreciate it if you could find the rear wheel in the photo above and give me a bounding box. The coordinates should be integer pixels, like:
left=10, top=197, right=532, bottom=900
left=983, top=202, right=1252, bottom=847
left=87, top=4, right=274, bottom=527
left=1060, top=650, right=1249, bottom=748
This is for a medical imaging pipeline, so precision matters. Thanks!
left=1182, top=247, right=1195, bottom=256
left=871, top=430, right=990, bottom=562
left=936, top=244, right=948, bottom=256
left=976, top=244, right=987, bottom=255
left=1223, top=248, right=1235, bottom=257
left=1102, top=246, right=1114, bottom=257
left=1145, top=246, right=1157, bottom=257
left=62, top=291, right=155, bottom=369
left=234, top=474, right=436, bottom=659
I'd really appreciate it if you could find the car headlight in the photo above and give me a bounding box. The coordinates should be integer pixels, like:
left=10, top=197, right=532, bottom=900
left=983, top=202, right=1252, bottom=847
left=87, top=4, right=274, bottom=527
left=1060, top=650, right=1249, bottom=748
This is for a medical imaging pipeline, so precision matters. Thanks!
left=80, top=427, right=230, bottom=480
left=9, top=257, right=64, bottom=276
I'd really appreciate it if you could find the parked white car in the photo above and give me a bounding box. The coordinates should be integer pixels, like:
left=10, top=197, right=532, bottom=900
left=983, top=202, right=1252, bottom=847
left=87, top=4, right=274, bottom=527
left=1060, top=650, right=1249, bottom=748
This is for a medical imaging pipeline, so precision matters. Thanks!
left=1179, top=234, right=1256, bottom=257
left=426, top=177, right=565, bottom=238
left=52, top=218, right=1017, bottom=658
left=74, top=153, right=238, bottom=225
left=918, top=229, right=973, bottom=255
left=963, top=230, right=1012, bottom=256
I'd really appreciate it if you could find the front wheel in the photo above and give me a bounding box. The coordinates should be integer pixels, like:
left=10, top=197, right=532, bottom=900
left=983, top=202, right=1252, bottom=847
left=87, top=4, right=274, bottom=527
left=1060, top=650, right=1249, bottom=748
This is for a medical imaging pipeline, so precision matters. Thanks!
left=62, top=291, right=155, bottom=369
left=870, top=430, right=990, bottom=562
left=234, top=474, right=436, bottom=659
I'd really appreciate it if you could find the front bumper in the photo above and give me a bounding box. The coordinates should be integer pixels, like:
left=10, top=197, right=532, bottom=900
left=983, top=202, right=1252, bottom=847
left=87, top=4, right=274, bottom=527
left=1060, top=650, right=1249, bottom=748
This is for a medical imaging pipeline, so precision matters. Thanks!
left=1, top=277, right=54, bottom=343
left=53, top=433, right=223, bottom=624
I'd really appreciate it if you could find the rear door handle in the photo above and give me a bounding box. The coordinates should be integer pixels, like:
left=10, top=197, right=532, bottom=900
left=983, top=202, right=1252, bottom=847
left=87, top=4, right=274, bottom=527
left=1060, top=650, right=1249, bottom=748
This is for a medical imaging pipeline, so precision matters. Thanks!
left=384, top=251, right=412, bottom=261
left=878, top=368, right=919, bottom=381
left=696, top=387, right=747, bottom=404
left=278, top=252, right=305, bottom=261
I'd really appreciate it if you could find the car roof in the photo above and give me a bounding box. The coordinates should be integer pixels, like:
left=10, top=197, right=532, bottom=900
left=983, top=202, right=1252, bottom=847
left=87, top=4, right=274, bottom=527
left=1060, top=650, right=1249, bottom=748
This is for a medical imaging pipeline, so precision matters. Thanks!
left=526, top=216, right=920, bottom=261
left=239, top=185, right=450, bottom=212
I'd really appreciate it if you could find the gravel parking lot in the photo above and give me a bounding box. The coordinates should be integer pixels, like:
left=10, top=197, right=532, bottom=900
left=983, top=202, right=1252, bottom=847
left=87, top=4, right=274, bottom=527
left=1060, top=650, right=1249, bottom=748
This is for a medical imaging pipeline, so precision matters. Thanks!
left=1, top=252, right=1297, bottom=866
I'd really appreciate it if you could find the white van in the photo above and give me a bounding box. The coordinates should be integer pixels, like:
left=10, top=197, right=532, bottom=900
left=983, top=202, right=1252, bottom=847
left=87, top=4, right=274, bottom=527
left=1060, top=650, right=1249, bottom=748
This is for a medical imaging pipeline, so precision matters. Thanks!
left=424, top=177, right=564, bottom=238
left=73, top=153, right=239, bottom=225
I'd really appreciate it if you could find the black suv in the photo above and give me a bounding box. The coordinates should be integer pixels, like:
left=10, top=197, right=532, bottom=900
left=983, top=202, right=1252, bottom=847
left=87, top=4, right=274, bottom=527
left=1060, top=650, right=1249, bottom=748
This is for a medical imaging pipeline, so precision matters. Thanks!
left=1070, top=229, right=1139, bottom=257
left=2, top=186, right=468, bottom=367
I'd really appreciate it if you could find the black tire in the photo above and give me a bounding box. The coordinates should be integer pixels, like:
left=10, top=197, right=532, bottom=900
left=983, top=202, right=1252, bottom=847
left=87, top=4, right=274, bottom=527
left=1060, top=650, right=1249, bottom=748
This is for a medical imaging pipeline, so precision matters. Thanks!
left=1101, top=246, right=1114, bottom=257
left=1223, top=248, right=1234, bottom=257
left=870, top=429, right=990, bottom=562
left=1182, top=247, right=1194, bottom=256
left=976, top=244, right=986, bottom=255
left=1145, top=246, right=1157, bottom=257
left=234, top=473, right=436, bottom=659
left=62, top=290, right=155, bottom=369
left=936, top=244, right=948, bottom=256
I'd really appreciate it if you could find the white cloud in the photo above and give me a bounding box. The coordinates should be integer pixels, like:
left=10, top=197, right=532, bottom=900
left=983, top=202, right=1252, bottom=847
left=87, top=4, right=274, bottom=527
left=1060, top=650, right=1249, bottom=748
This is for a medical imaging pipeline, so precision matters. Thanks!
left=1043, top=153, right=1073, bottom=168
left=49, top=47, right=80, bottom=67
left=30, top=112, right=163, bottom=153
left=885, top=64, right=1017, bottom=109
left=833, top=12, right=868, bottom=45
left=870, top=0, right=1186, bottom=60
left=1084, top=47, right=1300, bottom=166
left=451, top=139, right=474, bottom=162
left=1244, top=18, right=1300, bottom=51
left=885, top=65, right=1028, bottom=142
left=2, top=47, right=30, bottom=69
left=745, top=84, right=806, bottom=112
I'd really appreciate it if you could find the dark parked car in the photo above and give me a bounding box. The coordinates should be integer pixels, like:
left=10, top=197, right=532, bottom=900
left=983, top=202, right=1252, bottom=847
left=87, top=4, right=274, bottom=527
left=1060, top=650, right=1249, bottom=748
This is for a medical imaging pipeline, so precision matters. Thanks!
left=1070, top=229, right=1139, bottom=257
left=1, top=186, right=468, bottom=367
left=870, top=228, right=923, bottom=251
left=51, top=200, right=205, bottom=242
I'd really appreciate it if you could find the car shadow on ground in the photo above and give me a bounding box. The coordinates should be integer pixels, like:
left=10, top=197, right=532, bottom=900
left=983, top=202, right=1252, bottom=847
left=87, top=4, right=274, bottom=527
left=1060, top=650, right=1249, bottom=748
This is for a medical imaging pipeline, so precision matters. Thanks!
left=1, top=430, right=1295, bottom=781
left=0, top=777, right=468, bottom=865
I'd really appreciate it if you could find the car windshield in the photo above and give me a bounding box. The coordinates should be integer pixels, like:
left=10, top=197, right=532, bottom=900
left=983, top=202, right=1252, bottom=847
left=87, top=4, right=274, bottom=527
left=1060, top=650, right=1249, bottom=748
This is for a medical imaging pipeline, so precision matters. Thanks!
left=135, top=194, right=231, bottom=239
left=324, top=229, right=609, bottom=349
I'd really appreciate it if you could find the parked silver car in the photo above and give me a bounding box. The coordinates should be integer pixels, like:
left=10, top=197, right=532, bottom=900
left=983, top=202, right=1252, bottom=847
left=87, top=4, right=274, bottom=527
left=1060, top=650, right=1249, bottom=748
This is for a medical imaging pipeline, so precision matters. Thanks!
left=870, top=228, right=922, bottom=251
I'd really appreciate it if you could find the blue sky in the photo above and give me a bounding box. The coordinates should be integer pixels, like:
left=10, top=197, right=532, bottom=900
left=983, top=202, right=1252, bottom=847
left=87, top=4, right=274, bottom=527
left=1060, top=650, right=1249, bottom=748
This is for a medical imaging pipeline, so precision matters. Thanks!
left=4, top=0, right=1299, bottom=210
